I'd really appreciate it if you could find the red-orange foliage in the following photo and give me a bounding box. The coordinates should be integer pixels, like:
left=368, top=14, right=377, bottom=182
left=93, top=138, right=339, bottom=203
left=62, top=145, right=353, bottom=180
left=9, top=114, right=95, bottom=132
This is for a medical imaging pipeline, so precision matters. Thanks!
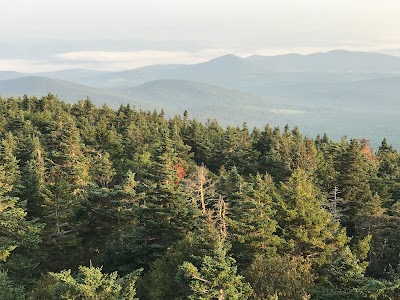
left=360, top=139, right=374, bottom=161
left=174, top=163, right=187, bottom=184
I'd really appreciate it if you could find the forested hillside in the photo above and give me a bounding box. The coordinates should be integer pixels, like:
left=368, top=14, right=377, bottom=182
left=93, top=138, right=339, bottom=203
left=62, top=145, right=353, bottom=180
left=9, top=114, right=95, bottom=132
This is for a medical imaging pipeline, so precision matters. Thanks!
left=1, top=94, right=400, bottom=299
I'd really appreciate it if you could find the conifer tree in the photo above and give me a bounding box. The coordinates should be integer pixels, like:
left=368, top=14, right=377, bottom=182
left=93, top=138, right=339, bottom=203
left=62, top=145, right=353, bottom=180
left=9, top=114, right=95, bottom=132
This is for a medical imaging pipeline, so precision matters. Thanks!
left=137, top=221, right=220, bottom=300
left=375, top=138, right=400, bottom=205
left=278, top=168, right=348, bottom=267
left=30, top=265, right=141, bottom=300
left=181, top=119, right=213, bottom=165
left=313, top=246, right=368, bottom=300
left=0, top=132, right=20, bottom=191
left=178, top=238, right=252, bottom=300
left=18, top=135, right=46, bottom=218
left=0, top=164, right=42, bottom=283
left=227, top=173, right=282, bottom=267
left=0, top=271, right=25, bottom=300
left=211, top=125, right=259, bottom=175
left=71, top=98, right=98, bottom=146
left=90, top=150, right=116, bottom=188
left=265, top=126, right=292, bottom=182
left=246, top=254, right=314, bottom=300
left=82, top=171, right=141, bottom=267
left=41, top=113, right=89, bottom=270
left=336, top=139, right=375, bottom=236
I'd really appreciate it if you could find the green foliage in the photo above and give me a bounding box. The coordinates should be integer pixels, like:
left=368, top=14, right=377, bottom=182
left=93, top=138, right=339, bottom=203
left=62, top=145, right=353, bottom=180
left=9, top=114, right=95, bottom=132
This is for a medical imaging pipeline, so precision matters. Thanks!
left=0, top=95, right=399, bottom=298
left=29, top=265, right=141, bottom=300
left=335, top=139, right=376, bottom=236
left=246, top=254, right=314, bottom=300
left=355, top=277, right=400, bottom=300
left=0, top=163, right=42, bottom=282
left=178, top=239, right=252, bottom=300
left=277, top=168, right=348, bottom=267
left=90, top=151, right=116, bottom=188
left=227, top=173, right=282, bottom=267
left=0, top=271, right=25, bottom=300
left=211, top=124, right=260, bottom=175
left=0, top=132, right=21, bottom=191
left=137, top=229, right=218, bottom=300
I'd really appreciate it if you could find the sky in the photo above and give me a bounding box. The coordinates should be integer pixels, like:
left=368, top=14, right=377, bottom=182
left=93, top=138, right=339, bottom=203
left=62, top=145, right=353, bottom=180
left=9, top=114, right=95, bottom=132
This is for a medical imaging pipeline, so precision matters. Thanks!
left=1, top=0, right=400, bottom=72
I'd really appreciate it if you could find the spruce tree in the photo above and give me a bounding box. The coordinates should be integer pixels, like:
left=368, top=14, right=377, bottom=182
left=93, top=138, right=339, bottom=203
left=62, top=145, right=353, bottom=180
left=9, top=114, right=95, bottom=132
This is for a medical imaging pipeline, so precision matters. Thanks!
left=0, top=164, right=42, bottom=283
left=278, top=168, right=348, bottom=267
left=0, top=271, right=25, bottom=300
left=0, top=132, right=20, bottom=191
left=178, top=238, right=252, bottom=300
left=227, top=173, right=281, bottom=267
left=246, top=254, right=314, bottom=300
left=41, top=113, right=89, bottom=270
left=336, top=139, right=375, bottom=236
left=30, top=265, right=141, bottom=300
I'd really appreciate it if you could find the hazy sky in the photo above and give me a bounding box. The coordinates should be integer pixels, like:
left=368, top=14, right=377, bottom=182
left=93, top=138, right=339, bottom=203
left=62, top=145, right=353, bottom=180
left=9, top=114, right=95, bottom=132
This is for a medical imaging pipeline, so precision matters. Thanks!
left=1, top=0, right=400, bottom=72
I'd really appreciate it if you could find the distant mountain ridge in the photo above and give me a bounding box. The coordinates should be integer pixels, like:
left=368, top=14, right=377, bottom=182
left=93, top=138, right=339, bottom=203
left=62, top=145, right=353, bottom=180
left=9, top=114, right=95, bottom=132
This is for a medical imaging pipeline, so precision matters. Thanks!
left=1, top=50, right=400, bottom=147
left=246, top=50, right=400, bottom=72
left=3, top=50, right=400, bottom=88
left=73, top=50, right=400, bottom=88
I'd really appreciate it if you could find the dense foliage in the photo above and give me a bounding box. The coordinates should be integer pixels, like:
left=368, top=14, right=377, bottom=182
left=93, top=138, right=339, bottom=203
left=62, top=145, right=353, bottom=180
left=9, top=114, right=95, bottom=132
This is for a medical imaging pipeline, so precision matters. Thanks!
left=0, top=94, right=400, bottom=299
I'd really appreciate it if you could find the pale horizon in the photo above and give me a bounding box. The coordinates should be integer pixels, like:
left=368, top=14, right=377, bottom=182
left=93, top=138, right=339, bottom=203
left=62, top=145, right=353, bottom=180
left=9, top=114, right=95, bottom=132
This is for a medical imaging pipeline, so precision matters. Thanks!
left=3, top=47, right=400, bottom=73
left=1, top=0, right=400, bottom=72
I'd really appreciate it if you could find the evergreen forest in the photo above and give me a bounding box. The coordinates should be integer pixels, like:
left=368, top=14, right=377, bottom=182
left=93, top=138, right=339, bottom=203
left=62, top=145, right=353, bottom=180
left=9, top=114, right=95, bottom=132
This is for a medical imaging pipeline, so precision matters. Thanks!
left=1, top=94, right=400, bottom=299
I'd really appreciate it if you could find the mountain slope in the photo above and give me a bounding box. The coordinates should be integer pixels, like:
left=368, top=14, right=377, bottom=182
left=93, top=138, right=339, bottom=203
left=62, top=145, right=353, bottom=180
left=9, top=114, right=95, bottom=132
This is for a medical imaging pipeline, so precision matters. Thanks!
left=129, top=79, right=275, bottom=107
left=0, top=71, right=27, bottom=80
left=0, top=76, right=128, bottom=106
left=35, top=69, right=111, bottom=83
left=126, top=79, right=290, bottom=124
left=0, top=77, right=286, bottom=125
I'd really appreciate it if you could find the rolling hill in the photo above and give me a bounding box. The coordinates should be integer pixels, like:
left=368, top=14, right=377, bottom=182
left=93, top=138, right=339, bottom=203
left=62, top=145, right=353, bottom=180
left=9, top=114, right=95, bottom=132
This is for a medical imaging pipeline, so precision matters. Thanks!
left=0, top=77, right=289, bottom=126
left=0, top=76, right=127, bottom=107
left=0, top=71, right=27, bottom=80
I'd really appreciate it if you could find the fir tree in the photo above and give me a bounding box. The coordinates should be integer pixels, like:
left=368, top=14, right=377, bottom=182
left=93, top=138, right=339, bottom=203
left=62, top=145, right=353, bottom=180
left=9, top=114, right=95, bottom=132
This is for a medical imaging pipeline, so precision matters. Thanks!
left=0, top=164, right=42, bottom=283
left=30, top=265, right=142, bottom=300
left=278, top=168, right=348, bottom=267
left=228, top=173, right=282, bottom=267
left=178, top=238, right=252, bottom=300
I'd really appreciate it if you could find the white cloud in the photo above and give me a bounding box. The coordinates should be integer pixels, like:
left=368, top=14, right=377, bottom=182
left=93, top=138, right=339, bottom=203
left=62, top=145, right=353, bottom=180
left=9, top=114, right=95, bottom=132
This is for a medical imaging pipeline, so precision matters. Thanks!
left=56, top=50, right=203, bottom=67
left=1, top=49, right=242, bottom=72
left=0, top=59, right=33, bottom=72
left=0, top=59, right=85, bottom=73
left=54, top=49, right=245, bottom=71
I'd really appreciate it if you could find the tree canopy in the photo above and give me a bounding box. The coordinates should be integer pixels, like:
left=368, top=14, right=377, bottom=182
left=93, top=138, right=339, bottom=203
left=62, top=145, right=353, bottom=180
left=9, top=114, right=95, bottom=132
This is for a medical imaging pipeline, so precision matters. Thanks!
left=0, top=94, right=399, bottom=299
